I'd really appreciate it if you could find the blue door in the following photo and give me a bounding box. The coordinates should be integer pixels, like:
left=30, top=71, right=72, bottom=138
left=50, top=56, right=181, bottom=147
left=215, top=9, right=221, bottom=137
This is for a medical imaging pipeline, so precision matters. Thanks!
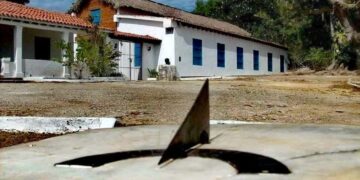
left=268, top=53, right=273, bottom=72
left=280, top=55, right=285, bottom=73
left=253, top=50, right=259, bottom=71
left=217, top=43, right=225, bottom=67
left=134, top=43, right=142, bottom=67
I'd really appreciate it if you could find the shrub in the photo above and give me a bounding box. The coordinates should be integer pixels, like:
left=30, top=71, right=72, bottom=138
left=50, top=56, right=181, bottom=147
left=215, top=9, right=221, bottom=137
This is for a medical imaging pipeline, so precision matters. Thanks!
left=148, top=68, right=159, bottom=78
left=303, top=48, right=332, bottom=71
left=79, top=27, right=120, bottom=77
left=57, top=27, right=120, bottom=78
left=335, top=42, right=358, bottom=70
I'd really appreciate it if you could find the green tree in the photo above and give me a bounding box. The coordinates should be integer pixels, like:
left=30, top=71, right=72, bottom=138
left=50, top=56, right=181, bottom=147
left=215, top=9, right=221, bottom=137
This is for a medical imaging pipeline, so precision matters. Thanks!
left=194, top=0, right=360, bottom=70
left=328, top=0, right=360, bottom=69
left=58, top=26, right=120, bottom=78
left=81, top=26, right=120, bottom=77
left=194, top=0, right=279, bottom=39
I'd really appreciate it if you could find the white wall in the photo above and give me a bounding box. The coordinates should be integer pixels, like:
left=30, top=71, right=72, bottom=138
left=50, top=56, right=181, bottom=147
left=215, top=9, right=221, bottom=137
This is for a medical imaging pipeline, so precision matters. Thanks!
left=118, top=18, right=164, bottom=39
left=116, top=41, right=139, bottom=80
left=174, top=25, right=288, bottom=77
left=117, top=17, right=175, bottom=67
left=142, top=42, right=158, bottom=79
left=24, top=59, right=63, bottom=77
left=116, top=41, right=160, bottom=80
left=23, top=28, right=62, bottom=60
left=116, top=16, right=288, bottom=79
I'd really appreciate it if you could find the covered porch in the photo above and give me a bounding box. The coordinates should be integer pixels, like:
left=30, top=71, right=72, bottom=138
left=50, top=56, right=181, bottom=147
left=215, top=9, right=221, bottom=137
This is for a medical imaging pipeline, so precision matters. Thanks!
left=0, top=23, right=73, bottom=78
left=0, top=1, right=90, bottom=79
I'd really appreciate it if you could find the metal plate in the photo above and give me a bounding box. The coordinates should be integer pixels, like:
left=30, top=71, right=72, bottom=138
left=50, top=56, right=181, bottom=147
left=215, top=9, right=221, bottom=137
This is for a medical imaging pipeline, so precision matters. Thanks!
left=158, top=79, right=210, bottom=165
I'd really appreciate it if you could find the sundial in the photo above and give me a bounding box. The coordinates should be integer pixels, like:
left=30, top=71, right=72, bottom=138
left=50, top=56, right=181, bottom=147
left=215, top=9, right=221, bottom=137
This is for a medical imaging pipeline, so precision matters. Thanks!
left=1, top=80, right=360, bottom=179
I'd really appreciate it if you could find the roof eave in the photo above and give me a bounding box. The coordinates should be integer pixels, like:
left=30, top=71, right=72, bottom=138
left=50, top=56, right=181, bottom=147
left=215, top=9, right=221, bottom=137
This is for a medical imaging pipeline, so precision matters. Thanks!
left=0, top=16, right=91, bottom=31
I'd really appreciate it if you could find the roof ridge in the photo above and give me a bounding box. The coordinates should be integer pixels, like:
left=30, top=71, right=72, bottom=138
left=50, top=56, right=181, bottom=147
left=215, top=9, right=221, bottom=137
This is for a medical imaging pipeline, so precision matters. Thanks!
left=116, top=0, right=251, bottom=35
left=140, top=0, right=193, bottom=13
left=139, top=0, right=246, bottom=29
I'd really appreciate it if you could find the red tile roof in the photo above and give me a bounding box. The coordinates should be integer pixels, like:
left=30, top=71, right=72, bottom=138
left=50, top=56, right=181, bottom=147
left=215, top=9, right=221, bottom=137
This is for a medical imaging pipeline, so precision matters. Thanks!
left=111, top=31, right=161, bottom=42
left=0, top=1, right=91, bottom=28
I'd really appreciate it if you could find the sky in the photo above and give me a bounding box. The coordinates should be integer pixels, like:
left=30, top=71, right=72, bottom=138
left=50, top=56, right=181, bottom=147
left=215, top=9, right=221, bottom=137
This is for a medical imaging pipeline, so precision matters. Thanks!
left=28, top=0, right=197, bottom=12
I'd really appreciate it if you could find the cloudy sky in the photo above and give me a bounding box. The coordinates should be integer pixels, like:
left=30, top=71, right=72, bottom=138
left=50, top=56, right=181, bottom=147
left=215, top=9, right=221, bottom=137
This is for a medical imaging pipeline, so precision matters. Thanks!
left=28, top=0, right=197, bottom=12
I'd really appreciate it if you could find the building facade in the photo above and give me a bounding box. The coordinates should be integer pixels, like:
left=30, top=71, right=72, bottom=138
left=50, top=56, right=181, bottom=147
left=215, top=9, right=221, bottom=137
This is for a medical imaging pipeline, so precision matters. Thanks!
left=0, top=0, right=289, bottom=80
left=114, top=15, right=288, bottom=79
left=72, top=0, right=289, bottom=80
left=0, top=1, right=90, bottom=78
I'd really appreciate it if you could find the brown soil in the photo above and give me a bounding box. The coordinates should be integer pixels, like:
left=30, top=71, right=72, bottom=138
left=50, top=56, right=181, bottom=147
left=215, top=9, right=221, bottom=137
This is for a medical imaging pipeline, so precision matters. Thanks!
left=0, top=131, right=58, bottom=148
left=0, top=75, right=359, bottom=148
left=0, top=75, right=359, bottom=126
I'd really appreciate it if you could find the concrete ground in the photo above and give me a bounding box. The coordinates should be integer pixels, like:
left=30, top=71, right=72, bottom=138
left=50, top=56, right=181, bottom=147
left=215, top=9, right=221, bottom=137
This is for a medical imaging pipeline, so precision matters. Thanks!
left=1, top=124, right=359, bottom=179
left=0, top=75, right=359, bottom=126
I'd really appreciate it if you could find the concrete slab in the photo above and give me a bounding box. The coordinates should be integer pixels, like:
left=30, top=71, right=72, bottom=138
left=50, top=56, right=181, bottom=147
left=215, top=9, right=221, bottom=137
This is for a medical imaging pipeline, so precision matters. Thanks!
left=0, top=124, right=359, bottom=179
left=0, top=117, right=116, bottom=134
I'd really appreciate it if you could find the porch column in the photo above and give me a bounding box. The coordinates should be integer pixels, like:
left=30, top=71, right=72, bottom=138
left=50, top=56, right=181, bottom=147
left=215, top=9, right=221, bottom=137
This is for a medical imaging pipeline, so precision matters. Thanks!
left=62, top=31, right=70, bottom=78
left=14, top=25, right=24, bottom=77
left=73, top=33, right=78, bottom=57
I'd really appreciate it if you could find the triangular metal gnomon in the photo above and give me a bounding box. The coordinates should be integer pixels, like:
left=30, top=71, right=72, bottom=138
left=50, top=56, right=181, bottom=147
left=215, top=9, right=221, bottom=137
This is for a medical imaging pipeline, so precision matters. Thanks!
left=158, top=79, right=210, bottom=165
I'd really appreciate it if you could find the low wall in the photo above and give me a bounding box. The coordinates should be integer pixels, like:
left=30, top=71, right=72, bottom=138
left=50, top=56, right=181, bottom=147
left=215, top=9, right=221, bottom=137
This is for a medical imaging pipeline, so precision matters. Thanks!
left=1, top=58, right=15, bottom=77
left=25, top=59, right=63, bottom=77
left=0, top=117, right=116, bottom=134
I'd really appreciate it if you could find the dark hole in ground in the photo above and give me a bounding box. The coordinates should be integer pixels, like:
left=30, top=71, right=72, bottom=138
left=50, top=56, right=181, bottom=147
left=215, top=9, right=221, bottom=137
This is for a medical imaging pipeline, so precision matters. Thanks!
left=55, top=149, right=291, bottom=174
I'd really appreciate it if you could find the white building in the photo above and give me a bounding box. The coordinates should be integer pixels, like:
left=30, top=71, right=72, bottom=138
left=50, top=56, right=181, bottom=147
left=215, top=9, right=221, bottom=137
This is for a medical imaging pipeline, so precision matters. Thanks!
left=0, top=1, right=90, bottom=79
left=72, top=0, right=288, bottom=80
left=114, top=14, right=288, bottom=80
left=0, top=0, right=289, bottom=80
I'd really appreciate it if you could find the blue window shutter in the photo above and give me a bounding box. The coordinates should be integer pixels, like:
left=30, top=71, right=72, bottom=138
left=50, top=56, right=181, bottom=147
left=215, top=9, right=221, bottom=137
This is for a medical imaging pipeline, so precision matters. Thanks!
left=237, top=47, right=243, bottom=69
left=193, top=39, right=202, bottom=66
left=268, top=53, right=273, bottom=72
left=280, top=55, right=285, bottom=72
left=253, top=50, right=259, bottom=71
left=90, top=9, right=101, bottom=25
left=134, top=43, right=142, bottom=67
left=217, top=43, right=225, bottom=67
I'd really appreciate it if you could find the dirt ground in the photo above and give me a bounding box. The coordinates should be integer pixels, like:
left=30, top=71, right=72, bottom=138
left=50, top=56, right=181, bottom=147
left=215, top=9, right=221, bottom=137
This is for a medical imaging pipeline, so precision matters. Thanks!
left=0, top=75, right=359, bottom=148
left=0, top=75, right=359, bottom=126
left=0, top=131, right=58, bottom=148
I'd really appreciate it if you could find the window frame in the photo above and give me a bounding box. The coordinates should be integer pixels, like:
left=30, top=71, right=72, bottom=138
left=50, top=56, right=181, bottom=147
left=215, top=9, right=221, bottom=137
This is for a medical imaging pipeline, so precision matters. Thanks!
left=90, top=9, right=101, bottom=25
left=166, top=27, right=174, bottom=34
left=237, top=47, right=244, bottom=70
left=192, top=39, right=202, bottom=66
left=253, top=50, right=259, bottom=71
left=134, top=43, right=142, bottom=67
left=34, top=36, right=51, bottom=60
left=280, top=55, right=285, bottom=73
left=268, top=53, right=273, bottom=72
left=217, top=43, right=225, bottom=68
